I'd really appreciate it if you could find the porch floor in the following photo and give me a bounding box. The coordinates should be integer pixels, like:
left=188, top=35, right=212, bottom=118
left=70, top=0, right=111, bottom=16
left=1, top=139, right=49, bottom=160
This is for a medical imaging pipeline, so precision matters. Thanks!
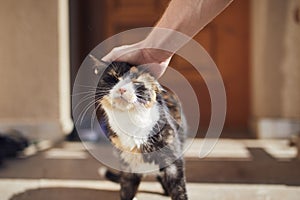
left=1, top=139, right=299, bottom=200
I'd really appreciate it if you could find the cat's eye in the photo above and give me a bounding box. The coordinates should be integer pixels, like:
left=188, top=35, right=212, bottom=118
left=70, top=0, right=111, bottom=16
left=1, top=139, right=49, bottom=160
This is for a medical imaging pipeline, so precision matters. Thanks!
left=103, top=73, right=119, bottom=84
left=109, top=75, right=119, bottom=83
left=132, top=80, right=143, bottom=85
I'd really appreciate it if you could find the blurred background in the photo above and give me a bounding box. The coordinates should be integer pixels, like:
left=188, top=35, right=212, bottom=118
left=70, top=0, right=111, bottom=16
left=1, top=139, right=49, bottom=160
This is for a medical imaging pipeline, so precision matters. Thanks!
left=0, top=0, right=300, bottom=199
left=69, top=0, right=300, bottom=139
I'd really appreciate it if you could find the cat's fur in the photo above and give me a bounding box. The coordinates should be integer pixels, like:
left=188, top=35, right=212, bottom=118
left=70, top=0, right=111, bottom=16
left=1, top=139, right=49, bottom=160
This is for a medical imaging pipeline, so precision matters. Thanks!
left=96, top=62, right=188, bottom=200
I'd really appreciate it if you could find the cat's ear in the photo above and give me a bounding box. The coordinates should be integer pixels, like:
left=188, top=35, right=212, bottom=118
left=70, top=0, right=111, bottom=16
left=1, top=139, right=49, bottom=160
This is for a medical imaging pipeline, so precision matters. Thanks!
left=89, top=54, right=110, bottom=75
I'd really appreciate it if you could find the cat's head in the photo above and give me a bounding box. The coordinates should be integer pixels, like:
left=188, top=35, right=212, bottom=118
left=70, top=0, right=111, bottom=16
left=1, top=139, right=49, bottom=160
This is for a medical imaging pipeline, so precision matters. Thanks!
left=97, top=62, right=162, bottom=111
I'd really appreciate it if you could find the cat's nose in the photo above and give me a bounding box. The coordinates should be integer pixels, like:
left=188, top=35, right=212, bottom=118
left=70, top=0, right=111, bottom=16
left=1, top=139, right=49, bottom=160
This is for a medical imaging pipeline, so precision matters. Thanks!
left=118, top=88, right=127, bottom=95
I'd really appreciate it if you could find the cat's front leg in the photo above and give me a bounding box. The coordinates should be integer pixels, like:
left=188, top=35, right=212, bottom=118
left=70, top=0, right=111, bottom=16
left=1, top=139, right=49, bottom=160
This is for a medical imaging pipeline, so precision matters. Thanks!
left=161, top=159, right=188, bottom=200
left=120, top=172, right=141, bottom=200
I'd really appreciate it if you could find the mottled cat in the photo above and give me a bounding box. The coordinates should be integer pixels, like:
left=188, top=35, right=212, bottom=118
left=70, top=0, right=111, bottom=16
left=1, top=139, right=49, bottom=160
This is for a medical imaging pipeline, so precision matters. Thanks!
left=96, top=62, right=188, bottom=200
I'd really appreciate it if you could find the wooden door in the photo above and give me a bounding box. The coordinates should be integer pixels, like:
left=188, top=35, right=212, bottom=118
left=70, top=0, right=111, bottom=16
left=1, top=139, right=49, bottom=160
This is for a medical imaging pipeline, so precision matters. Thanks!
left=170, top=0, right=250, bottom=136
left=70, top=0, right=250, bottom=137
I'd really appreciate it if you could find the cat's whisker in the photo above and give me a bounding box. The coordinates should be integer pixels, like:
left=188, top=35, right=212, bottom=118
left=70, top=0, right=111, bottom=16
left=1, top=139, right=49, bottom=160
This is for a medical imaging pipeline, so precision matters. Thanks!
left=73, top=93, right=100, bottom=112
left=71, top=91, right=98, bottom=96
left=74, top=84, right=100, bottom=89
left=73, top=90, right=107, bottom=97
left=90, top=102, right=102, bottom=129
left=74, top=83, right=112, bottom=91
left=73, top=98, right=102, bottom=126
left=73, top=94, right=95, bottom=111
left=75, top=99, right=98, bottom=126
left=74, top=83, right=108, bottom=89
left=75, top=99, right=96, bottom=123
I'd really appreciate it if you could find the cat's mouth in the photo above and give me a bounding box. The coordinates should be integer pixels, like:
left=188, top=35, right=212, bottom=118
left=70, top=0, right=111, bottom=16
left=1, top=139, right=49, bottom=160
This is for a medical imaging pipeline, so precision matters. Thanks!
left=114, top=96, right=130, bottom=104
left=101, top=95, right=138, bottom=111
left=101, top=94, right=153, bottom=111
left=111, top=96, right=136, bottom=110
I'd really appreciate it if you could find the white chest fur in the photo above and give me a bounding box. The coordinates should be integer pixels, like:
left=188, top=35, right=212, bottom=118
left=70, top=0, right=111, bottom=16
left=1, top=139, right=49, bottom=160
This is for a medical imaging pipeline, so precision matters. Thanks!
left=104, top=104, right=160, bottom=150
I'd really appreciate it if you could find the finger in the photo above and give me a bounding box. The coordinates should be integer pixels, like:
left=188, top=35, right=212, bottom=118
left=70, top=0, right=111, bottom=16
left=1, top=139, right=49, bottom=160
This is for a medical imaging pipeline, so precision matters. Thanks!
left=101, top=51, right=115, bottom=63
left=102, top=44, right=139, bottom=63
left=101, top=47, right=128, bottom=62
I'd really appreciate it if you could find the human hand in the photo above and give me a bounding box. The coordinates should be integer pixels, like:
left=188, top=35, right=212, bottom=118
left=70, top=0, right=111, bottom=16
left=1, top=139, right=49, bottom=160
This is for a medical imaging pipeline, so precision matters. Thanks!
left=102, top=41, right=173, bottom=78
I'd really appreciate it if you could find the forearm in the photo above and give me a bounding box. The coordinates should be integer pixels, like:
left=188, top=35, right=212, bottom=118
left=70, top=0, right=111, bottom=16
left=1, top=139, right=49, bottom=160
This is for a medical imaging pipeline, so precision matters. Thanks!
left=143, top=0, right=233, bottom=59
left=157, top=0, right=233, bottom=37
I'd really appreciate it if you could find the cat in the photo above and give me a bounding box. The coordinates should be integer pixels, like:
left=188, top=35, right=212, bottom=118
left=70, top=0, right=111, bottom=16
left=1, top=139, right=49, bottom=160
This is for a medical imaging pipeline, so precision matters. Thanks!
left=95, top=61, right=188, bottom=200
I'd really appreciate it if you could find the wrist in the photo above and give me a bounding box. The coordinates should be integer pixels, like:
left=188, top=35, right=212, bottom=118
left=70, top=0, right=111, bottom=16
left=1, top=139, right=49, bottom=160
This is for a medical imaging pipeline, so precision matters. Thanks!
left=139, top=38, right=173, bottom=64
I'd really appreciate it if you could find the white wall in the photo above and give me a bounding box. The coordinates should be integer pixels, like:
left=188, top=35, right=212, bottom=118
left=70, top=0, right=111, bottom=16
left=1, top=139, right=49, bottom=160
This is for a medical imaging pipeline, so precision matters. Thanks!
left=0, top=0, right=73, bottom=140
left=251, top=0, right=300, bottom=138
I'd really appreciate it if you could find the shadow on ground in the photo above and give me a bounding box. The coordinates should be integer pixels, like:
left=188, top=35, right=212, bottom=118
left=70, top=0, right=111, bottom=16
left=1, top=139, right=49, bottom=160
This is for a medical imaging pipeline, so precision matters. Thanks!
left=10, top=188, right=167, bottom=200
left=185, top=148, right=300, bottom=185
left=10, top=188, right=119, bottom=200
left=1, top=144, right=300, bottom=186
